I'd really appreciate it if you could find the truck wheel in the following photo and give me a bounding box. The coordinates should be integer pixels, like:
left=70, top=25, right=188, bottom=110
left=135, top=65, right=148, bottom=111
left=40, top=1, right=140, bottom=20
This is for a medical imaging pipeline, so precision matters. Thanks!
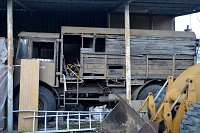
left=179, top=101, right=200, bottom=133
left=137, top=85, right=161, bottom=100
left=14, top=86, right=56, bottom=123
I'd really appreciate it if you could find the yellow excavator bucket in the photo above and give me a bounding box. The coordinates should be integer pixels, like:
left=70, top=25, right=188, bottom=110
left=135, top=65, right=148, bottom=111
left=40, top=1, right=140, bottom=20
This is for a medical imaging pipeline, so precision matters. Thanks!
left=99, top=94, right=159, bottom=133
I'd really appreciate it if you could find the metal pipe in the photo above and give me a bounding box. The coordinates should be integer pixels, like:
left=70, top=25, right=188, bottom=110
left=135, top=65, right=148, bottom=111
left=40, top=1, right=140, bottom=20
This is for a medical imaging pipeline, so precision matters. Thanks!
left=7, top=0, right=13, bottom=131
left=125, top=3, right=131, bottom=105
left=154, top=80, right=168, bottom=101
left=170, top=84, right=188, bottom=111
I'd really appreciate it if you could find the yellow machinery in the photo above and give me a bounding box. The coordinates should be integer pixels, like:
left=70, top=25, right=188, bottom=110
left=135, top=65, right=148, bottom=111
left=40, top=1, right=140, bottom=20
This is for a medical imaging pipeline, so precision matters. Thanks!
left=100, top=64, right=200, bottom=133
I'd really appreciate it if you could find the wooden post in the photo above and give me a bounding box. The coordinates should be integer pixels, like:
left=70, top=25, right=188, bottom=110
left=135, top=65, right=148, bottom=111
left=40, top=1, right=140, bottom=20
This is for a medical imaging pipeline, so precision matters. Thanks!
left=18, top=60, right=39, bottom=132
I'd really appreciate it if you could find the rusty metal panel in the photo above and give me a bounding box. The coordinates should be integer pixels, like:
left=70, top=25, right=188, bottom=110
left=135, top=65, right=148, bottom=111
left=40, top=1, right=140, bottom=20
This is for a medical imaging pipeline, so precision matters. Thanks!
left=18, top=32, right=60, bottom=39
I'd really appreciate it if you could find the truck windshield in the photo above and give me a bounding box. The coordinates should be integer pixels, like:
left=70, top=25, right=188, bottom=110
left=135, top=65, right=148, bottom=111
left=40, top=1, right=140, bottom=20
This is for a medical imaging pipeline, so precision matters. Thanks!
left=16, top=38, right=28, bottom=59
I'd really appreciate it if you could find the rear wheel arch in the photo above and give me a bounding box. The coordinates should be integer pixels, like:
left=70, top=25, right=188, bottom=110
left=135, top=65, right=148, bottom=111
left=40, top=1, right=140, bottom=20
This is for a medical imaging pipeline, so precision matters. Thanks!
left=135, top=80, right=164, bottom=99
left=131, top=80, right=164, bottom=100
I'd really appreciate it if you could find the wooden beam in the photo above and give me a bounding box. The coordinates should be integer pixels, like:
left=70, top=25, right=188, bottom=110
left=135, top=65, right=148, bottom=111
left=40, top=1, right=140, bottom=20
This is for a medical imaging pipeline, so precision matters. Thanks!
left=14, top=0, right=32, bottom=13
left=18, top=60, right=39, bottom=132
left=108, top=0, right=133, bottom=13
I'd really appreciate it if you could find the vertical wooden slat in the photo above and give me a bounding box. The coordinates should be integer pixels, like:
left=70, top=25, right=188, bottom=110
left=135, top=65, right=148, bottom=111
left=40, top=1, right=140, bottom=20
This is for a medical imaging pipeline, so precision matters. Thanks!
left=18, top=59, right=39, bottom=132
left=146, top=54, right=148, bottom=78
left=104, top=54, right=107, bottom=77
left=80, top=54, right=83, bottom=77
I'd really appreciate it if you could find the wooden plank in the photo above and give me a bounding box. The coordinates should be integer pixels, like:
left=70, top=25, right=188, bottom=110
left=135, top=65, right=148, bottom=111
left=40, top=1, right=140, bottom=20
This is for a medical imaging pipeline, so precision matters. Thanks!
left=83, top=58, right=104, bottom=64
left=131, top=65, right=146, bottom=70
left=131, top=80, right=144, bottom=85
left=107, top=55, right=124, bottom=59
left=148, top=70, right=172, bottom=74
left=131, top=59, right=146, bottom=65
left=148, top=65, right=172, bottom=70
left=148, top=74, right=170, bottom=79
left=83, top=64, right=104, bottom=69
left=107, top=69, right=124, bottom=76
left=148, top=60, right=172, bottom=65
left=107, top=58, right=125, bottom=65
left=81, top=48, right=94, bottom=53
left=132, top=70, right=146, bottom=74
left=131, top=75, right=146, bottom=79
left=83, top=68, right=104, bottom=74
left=148, top=55, right=194, bottom=60
left=175, top=60, right=194, bottom=66
left=18, top=59, right=39, bottom=132
left=175, top=65, right=192, bottom=70
left=83, top=54, right=104, bottom=58
left=80, top=54, right=83, bottom=77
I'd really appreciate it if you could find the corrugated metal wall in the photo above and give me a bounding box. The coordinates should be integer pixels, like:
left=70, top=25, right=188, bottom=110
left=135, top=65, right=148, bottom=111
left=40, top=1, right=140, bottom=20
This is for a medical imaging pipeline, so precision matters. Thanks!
left=0, top=10, right=108, bottom=38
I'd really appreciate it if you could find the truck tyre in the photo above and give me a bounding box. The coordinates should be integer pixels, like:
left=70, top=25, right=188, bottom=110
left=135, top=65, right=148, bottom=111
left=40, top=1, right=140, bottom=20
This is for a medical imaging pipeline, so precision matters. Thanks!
left=179, top=101, right=200, bottom=133
left=14, top=86, right=56, bottom=123
left=137, top=85, right=161, bottom=100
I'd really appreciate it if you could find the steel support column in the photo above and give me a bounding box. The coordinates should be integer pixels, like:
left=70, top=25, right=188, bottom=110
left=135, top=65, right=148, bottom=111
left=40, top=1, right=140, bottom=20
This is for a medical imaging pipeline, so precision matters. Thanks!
left=125, top=3, right=131, bottom=105
left=7, top=0, right=13, bottom=131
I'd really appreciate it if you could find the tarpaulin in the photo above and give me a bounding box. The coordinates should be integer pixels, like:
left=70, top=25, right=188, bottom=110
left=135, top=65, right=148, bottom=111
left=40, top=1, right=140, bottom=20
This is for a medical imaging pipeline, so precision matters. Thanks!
left=0, top=38, right=8, bottom=122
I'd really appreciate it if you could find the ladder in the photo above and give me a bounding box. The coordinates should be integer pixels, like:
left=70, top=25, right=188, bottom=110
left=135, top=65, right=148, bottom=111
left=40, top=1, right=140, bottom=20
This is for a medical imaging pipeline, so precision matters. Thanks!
left=60, top=78, right=82, bottom=107
left=13, top=110, right=110, bottom=132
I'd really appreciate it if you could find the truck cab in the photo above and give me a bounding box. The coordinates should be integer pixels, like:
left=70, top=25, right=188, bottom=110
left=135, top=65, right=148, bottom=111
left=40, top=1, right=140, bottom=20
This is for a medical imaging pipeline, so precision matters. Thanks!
left=14, top=32, right=60, bottom=88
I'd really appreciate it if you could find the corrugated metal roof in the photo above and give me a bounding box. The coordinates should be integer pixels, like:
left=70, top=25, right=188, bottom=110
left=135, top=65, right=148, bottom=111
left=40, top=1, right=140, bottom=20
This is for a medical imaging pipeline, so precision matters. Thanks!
left=0, top=0, right=200, bottom=16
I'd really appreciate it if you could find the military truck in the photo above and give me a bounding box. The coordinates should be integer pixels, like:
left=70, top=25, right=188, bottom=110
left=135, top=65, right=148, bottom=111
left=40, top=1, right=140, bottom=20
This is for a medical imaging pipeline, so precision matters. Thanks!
left=13, top=26, right=198, bottom=112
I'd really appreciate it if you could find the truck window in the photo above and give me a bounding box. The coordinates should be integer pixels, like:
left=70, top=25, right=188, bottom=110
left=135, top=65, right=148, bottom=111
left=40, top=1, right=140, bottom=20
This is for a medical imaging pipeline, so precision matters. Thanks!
left=32, top=42, right=54, bottom=59
left=16, top=39, right=28, bottom=59
left=95, top=38, right=105, bottom=52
